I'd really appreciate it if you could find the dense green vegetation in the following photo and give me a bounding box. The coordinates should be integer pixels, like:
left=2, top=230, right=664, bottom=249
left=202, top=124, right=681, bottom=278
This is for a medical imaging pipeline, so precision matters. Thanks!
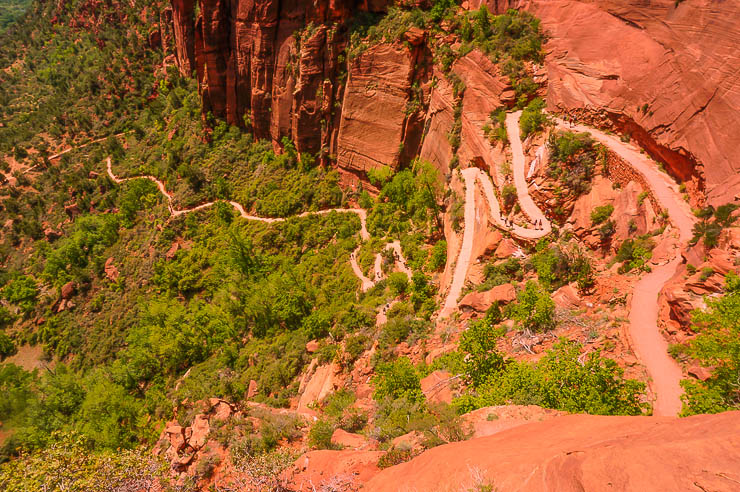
left=681, top=273, right=740, bottom=415
left=0, top=0, right=161, bottom=157
left=453, top=317, right=649, bottom=415
left=547, top=130, right=601, bottom=198
left=0, top=0, right=31, bottom=31
left=0, top=432, right=168, bottom=491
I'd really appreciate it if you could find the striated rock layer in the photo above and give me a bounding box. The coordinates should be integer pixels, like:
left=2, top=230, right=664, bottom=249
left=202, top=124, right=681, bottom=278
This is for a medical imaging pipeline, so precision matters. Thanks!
left=472, top=0, right=740, bottom=206
left=169, top=0, right=740, bottom=204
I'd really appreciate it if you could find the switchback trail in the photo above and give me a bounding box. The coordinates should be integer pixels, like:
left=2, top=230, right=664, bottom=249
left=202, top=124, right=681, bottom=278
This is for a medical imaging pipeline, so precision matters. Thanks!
left=505, top=111, right=553, bottom=236
left=555, top=119, right=697, bottom=416
left=106, top=157, right=369, bottom=239
left=440, top=112, right=551, bottom=318
left=106, top=158, right=419, bottom=300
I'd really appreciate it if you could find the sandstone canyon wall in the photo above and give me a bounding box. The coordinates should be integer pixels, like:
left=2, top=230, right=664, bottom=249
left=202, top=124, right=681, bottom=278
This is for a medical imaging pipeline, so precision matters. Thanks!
left=471, top=0, right=740, bottom=206
left=168, top=0, right=740, bottom=204
left=166, top=0, right=521, bottom=186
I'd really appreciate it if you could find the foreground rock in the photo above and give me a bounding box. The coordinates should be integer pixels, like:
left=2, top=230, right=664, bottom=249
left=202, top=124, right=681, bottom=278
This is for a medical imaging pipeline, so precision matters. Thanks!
left=365, top=411, right=740, bottom=491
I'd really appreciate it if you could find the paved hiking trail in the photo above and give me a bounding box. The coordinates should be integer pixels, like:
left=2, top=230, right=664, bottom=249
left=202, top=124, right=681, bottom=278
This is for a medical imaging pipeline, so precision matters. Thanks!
left=555, top=119, right=697, bottom=416
left=505, top=111, right=553, bottom=237
left=440, top=112, right=552, bottom=318
left=440, top=168, right=477, bottom=319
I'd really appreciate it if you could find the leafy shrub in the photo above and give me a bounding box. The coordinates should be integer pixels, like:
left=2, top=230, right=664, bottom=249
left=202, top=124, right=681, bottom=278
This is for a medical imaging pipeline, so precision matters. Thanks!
left=459, top=319, right=505, bottom=387
left=0, top=332, right=16, bottom=359
left=590, top=204, right=614, bottom=225
left=344, top=334, right=370, bottom=364
left=455, top=340, right=648, bottom=415
left=387, top=272, right=410, bottom=297
left=547, top=131, right=598, bottom=197
left=377, top=447, right=414, bottom=469
left=691, top=203, right=738, bottom=248
left=501, top=183, right=517, bottom=210
left=530, top=245, right=571, bottom=291
left=480, top=258, right=522, bottom=290
left=373, top=357, right=424, bottom=403
left=1, top=275, right=38, bottom=315
left=427, top=240, right=447, bottom=271
left=681, top=273, right=740, bottom=415
left=519, top=98, right=547, bottom=138
left=510, top=280, right=555, bottom=332
left=616, top=237, right=655, bottom=273
left=308, top=419, right=337, bottom=450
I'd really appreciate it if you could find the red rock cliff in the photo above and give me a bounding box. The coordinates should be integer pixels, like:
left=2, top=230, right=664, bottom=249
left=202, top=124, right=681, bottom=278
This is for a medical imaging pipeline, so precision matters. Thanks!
left=170, top=0, right=740, bottom=203
left=169, top=0, right=393, bottom=157
left=471, top=0, right=740, bottom=206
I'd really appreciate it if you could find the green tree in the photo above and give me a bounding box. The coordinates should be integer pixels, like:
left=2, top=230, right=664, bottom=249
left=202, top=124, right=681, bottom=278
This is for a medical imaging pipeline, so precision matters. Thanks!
left=373, top=357, right=424, bottom=403
left=456, top=340, right=648, bottom=415
left=510, top=280, right=555, bottom=332
left=681, top=273, right=740, bottom=415
left=459, top=318, right=505, bottom=387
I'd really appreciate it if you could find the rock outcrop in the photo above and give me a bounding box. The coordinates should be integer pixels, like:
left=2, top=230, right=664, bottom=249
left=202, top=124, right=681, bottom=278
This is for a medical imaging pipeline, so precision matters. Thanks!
left=366, top=411, right=740, bottom=491
left=471, top=0, right=740, bottom=206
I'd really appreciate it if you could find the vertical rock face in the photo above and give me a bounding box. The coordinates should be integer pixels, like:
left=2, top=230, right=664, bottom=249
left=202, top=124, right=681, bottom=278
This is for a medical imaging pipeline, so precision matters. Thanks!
left=170, top=0, right=196, bottom=76
left=335, top=42, right=421, bottom=174
left=170, top=0, right=394, bottom=153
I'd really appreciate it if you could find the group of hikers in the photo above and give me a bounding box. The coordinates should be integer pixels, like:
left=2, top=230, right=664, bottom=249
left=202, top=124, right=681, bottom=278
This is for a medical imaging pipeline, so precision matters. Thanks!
left=499, top=211, right=546, bottom=231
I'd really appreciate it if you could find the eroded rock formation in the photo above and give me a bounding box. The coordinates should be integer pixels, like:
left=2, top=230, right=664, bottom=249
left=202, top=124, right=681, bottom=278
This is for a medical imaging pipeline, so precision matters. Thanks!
left=168, top=0, right=740, bottom=203
left=470, top=0, right=740, bottom=206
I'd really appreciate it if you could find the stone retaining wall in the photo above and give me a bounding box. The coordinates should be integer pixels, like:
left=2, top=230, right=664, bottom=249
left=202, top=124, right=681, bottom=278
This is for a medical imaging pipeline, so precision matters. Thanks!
left=605, top=150, right=663, bottom=214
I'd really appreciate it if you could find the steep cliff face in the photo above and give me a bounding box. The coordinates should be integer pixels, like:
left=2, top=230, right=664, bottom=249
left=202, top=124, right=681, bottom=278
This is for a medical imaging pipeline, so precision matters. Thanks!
left=471, top=0, right=740, bottom=206
left=167, top=0, right=521, bottom=184
left=170, top=0, right=740, bottom=204
left=336, top=34, right=428, bottom=176
left=169, top=0, right=393, bottom=158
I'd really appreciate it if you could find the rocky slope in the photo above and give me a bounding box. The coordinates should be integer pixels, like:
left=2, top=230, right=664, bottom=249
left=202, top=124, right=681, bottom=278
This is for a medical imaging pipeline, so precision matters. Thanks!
left=471, top=0, right=740, bottom=206
left=366, top=410, right=740, bottom=491
left=168, top=0, right=740, bottom=205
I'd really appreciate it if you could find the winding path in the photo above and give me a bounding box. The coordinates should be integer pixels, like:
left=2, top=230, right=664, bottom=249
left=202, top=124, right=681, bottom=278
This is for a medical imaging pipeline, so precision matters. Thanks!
left=505, top=111, right=552, bottom=236
left=440, top=112, right=552, bottom=318
left=106, top=157, right=369, bottom=239
left=105, top=157, right=420, bottom=301
left=351, top=240, right=413, bottom=293
left=554, top=119, right=696, bottom=416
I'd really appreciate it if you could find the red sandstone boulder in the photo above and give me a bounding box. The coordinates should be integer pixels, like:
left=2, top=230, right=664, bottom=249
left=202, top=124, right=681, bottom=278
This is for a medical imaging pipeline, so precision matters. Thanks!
left=459, top=283, right=517, bottom=312
left=391, top=431, right=426, bottom=455
left=420, top=370, right=455, bottom=404
left=305, top=340, right=319, bottom=353
left=494, top=238, right=519, bottom=259
left=551, top=283, right=581, bottom=309
left=462, top=405, right=564, bottom=439
left=331, top=428, right=378, bottom=450
left=287, top=450, right=383, bottom=491
left=189, top=414, right=210, bottom=450
left=60, top=281, right=76, bottom=300
left=247, top=379, right=258, bottom=399
left=104, top=257, right=119, bottom=282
